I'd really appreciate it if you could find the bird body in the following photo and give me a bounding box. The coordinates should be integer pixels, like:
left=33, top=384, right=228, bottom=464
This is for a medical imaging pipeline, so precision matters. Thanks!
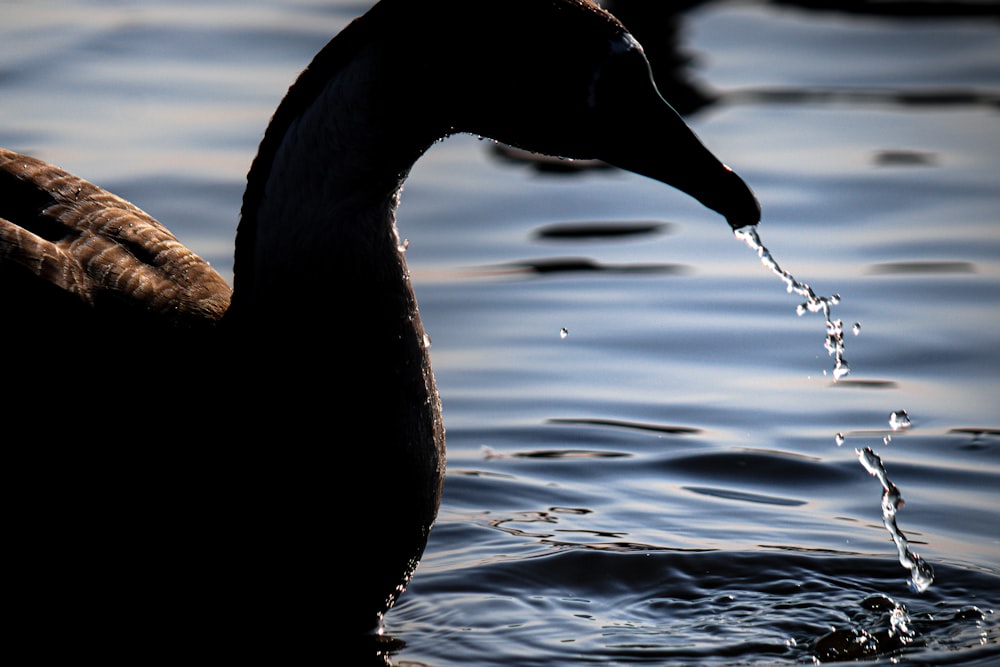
left=2, top=0, right=759, bottom=647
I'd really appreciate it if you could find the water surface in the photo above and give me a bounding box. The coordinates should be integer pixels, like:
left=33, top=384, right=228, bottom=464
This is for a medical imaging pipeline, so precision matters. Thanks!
left=2, top=1, right=998, bottom=664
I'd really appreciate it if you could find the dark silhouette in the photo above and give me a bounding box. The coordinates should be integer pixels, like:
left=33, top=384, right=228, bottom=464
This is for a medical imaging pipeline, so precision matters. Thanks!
left=1, top=0, right=760, bottom=658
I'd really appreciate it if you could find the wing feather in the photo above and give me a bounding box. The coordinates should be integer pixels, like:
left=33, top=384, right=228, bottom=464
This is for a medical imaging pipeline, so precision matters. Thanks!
left=0, top=148, right=232, bottom=330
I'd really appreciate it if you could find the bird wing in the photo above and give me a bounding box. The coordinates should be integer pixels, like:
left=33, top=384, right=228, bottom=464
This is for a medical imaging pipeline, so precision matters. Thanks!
left=0, top=148, right=231, bottom=330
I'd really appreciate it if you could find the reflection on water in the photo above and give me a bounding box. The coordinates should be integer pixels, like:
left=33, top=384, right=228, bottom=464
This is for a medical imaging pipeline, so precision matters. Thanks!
left=868, top=260, right=978, bottom=274
left=727, top=86, right=1000, bottom=112
left=2, top=0, right=999, bottom=665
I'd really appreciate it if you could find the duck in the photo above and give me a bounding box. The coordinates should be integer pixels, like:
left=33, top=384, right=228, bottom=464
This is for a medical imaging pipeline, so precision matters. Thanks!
left=1, top=0, right=760, bottom=646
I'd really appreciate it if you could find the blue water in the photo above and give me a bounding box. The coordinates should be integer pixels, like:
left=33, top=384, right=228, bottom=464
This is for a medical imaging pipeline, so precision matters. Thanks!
left=3, top=1, right=998, bottom=664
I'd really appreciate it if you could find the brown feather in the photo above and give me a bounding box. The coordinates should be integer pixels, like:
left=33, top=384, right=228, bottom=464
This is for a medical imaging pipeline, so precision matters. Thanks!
left=0, top=148, right=231, bottom=332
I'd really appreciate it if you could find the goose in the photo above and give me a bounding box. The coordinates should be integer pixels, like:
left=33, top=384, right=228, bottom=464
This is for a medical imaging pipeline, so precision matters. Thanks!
left=1, top=0, right=760, bottom=644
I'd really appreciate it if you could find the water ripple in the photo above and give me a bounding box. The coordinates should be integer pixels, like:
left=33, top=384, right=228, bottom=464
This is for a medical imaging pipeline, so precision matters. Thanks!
left=477, top=256, right=691, bottom=276
left=683, top=486, right=807, bottom=507
left=533, top=220, right=670, bottom=241
left=390, top=550, right=1000, bottom=666
left=867, top=261, right=978, bottom=275
left=547, top=417, right=702, bottom=436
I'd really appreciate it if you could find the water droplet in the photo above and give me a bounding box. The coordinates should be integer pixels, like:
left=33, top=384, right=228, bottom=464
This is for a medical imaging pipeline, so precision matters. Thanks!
left=481, top=445, right=503, bottom=459
left=559, top=327, right=569, bottom=339
left=883, top=434, right=892, bottom=446
left=835, top=433, right=845, bottom=447
left=852, top=322, right=861, bottom=335
left=397, top=238, right=410, bottom=253
left=422, top=333, right=432, bottom=349
left=889, top=410, right=911, bottom=431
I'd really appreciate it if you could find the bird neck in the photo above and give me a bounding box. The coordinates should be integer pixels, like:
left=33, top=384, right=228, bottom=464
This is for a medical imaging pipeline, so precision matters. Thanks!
left=220, top=25, right=447, bottom=525
left=229, top=32, right=436, bottom=326
left=223, top=14, right=445, bottom=484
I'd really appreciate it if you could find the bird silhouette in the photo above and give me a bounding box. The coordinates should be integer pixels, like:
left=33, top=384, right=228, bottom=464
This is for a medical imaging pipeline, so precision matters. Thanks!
left=1, top=0, right=759, bottom=649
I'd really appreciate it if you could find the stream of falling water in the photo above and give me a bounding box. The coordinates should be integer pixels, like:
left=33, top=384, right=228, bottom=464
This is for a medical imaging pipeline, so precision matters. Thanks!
left=734, top=225, right=849, bottom=380
left=734, top=225, right=934, bottom=595
left=857, top=442, right=936, bottom=593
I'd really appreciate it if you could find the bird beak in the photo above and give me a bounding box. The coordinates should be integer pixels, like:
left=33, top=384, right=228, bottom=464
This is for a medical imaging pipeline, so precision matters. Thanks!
left=601, top=102, right=761, bottom=231
left=592, top=51, right=761, bottom=231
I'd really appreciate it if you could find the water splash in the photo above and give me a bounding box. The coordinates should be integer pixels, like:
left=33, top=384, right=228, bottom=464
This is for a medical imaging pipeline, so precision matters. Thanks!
left=856, top=445, right=935, bottom=592
left=734, top=225, right=849, bottom=380
left=889, top=410, right=911, bottom=431
left=813, top=594, right=919, bottom=662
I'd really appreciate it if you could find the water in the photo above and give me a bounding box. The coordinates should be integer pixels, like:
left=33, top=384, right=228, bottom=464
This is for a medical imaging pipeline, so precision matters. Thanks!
left=2, top=1, right=999, bottom=664
left=856, top=441, right=935, bottom=594
left=734, top=224, right=850, bottom=380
